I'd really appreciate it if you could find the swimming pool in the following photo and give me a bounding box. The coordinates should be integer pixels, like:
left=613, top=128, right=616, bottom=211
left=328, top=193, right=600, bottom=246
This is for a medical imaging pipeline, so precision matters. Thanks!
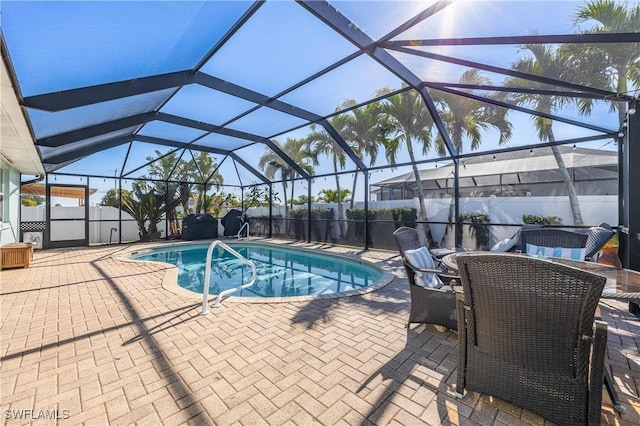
left=129, top=242, right=387, bottom=299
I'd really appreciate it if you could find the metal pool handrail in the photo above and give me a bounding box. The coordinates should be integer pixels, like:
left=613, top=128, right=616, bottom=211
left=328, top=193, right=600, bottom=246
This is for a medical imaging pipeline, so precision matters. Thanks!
left=200, top=240, right=256, bottom=315
left=237, top=222, right=249, bottom=239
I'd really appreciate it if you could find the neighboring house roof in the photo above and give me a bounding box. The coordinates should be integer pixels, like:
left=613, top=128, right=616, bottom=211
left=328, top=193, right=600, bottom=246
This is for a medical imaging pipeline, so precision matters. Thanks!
left=372, top=146, right=617, bottom=190
left=21, top=183, right=98, bottom=203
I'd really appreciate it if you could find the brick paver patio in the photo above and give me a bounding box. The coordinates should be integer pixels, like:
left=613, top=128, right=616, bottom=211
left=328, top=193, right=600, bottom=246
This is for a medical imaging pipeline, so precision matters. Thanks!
left=1, top=240, right=638, bottom=425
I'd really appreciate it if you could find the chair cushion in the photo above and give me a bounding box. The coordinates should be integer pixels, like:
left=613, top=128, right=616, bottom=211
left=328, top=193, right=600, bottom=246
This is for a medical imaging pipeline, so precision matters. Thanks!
left=404, top=247, right=443, bottom=289
left=525, top=243, right=586, bottom=260
left=490, top=237, right=518, bottom=252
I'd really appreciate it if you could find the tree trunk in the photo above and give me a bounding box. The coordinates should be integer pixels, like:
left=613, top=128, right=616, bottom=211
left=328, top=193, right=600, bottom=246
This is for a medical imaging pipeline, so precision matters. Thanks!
left=350, top=172, right=358, bottom=210
left=406, top=136, right=431, bottom=246
left=547, top=126, right=583, bottom=226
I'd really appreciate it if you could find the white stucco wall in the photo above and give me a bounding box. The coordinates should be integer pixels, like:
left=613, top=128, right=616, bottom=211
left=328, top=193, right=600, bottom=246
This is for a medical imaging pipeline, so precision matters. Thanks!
left=0, top=162, right=21, bottom=245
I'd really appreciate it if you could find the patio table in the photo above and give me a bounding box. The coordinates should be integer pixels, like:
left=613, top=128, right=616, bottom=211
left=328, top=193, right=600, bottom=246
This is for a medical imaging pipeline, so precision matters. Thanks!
left=441, top=252, right=640, bottom=311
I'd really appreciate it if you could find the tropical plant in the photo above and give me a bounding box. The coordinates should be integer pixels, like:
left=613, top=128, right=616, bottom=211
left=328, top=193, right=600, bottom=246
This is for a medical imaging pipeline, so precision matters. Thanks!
left=431, top=69, right=512, bottom=155
left=317, top=188, right=351, bottom=204
left=191, top=151, right=223, bottom=214
left=245, top=183, right=280, bottom=208
left=377, top=87, right=435, bottom=244
left=143, top=150, right=187, bottom=237
left=307, top=115, right=351, bottom=238
left=507, top=44, right=584, bottom=226
left=201, top=193, right=235, bottom=217
left=21, top=194, right=44, bottom=206
left=99, top=188, right=131, bottom=208
left=522, top=214, right=563, bottom=225
left=566, top=0, right=640, bottom=124
left=459, top=213, right=490, bottom=223
left=291, top=194, right=316, bottom=205
left=121, top=181, right=181, bottom=241
left=339, top=100, right=384, bottom=209
left=258, top=138, right=316, bottom=234
left=142, top=150, right=224, bottom=236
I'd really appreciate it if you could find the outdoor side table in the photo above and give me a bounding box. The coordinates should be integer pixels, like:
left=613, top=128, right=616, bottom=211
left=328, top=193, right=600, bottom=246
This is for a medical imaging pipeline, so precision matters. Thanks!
left=0, top=243, right=33, bottom=270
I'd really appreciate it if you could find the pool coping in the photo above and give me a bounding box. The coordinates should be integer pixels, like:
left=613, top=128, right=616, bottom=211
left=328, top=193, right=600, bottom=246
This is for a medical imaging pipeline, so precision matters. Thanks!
left=112, top=238, right=396, bottom=305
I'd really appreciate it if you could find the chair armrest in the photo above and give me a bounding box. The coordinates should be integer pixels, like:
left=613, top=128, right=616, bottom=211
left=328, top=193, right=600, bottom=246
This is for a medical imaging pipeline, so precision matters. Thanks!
left=410, top=265, right=460, bottom=280
left=404, top=260, right=461, bottom=290
left=588, top=320, right=608, bottom=424
left=403, top=260, right=458, bottom=277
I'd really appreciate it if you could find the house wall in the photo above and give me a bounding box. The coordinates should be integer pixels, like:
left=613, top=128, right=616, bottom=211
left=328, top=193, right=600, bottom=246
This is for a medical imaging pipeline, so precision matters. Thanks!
left=0, top=162, right=21, bottom=245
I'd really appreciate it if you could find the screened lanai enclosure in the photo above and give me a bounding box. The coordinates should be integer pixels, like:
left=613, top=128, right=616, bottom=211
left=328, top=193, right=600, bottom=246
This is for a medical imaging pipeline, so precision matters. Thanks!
left=2, top=0, right=639, bottom=268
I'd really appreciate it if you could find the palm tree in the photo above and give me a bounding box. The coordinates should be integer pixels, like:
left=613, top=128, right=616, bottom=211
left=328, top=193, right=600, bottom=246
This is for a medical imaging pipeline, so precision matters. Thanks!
left=190, top=151, right=223, bottom=214
left=507, top=44, right=584, bottom=226
left=431, top=69, right=512, bottom=155
left=430, top=70, right=513, bottom=237
left=307, top=115, right=351, bottom=238
left=145, top=150, right=185, bottom=237
left=258, top=138, right=315, bottom=234
left=122, top=180, right=181, bottom=241
left=567, top=0, right=640, bottom=125
left=259, top=145, right=291, bottom=221
left=340, top=100, right=383, bottom=209
left=318, top=188, right=351, bottom=204
left=377, top=88, right=435, bottom=244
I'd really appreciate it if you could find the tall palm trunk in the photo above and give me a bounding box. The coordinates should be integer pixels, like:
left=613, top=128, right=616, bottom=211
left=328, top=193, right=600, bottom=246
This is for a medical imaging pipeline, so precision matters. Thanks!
left=407, top=136, right=431, bottom=246
left=617, top=71, right=628, bottom=126
left=350, top=173, right=358, bottom=210
left=547, top=125, right=583, bottom=226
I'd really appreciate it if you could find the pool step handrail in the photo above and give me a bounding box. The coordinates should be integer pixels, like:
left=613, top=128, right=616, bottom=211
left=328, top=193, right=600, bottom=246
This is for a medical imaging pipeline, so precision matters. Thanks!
left=237, top=222, right=249, bottom=239
left=200, top=240, right=256, bottom=315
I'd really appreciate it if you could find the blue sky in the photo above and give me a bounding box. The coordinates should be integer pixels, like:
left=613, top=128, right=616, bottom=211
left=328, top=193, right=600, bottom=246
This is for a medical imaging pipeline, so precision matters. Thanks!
left=3, top=0, right=629, bottom=205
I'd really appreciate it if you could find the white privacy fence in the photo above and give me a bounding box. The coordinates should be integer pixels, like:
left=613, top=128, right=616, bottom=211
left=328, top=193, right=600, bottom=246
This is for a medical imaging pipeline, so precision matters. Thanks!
left=21, top=195, right=617, bottom=246
left=245, top=195, right=618, bottom=247
left=22, top=205, right=140, bottom=244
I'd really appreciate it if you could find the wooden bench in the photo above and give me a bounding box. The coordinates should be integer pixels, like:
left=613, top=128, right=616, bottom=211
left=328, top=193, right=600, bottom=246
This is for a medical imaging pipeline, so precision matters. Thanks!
left=0, top=243, right=33, bottom=270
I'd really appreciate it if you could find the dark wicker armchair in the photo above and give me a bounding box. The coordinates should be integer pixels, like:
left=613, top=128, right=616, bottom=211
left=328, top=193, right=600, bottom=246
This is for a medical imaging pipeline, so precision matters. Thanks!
left=520, top=228, right=588, bottom=253
left=393, top=226, right=422, bottom=258
left=454, top=253, right=607, bottom=425
left=393, top=227, right=459, bottom=330
left=575, top=226, right=616, bottom=260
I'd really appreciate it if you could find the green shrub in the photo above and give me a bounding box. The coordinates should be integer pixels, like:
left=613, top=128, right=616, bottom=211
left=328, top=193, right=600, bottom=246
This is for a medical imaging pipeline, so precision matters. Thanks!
left=346, top=208, right=377, bottom=221
left=311, top=208, right=334, bottom=220
left=290, top=208, right=335, bottom=219
left=522, top=214, right=562, bottom=225
left=459, top=213, right=490, bottom=223
left=290, top=209, right=306, bottom=218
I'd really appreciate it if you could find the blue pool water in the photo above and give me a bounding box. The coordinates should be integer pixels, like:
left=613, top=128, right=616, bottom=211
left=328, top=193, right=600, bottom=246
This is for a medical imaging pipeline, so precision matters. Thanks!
left=130, top=243, right=383, bottom=297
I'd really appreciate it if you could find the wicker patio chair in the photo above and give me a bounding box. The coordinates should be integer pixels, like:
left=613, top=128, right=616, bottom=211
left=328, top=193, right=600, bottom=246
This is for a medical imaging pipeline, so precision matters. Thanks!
left=454, top=253, right=607, bottom=425
left=393, top=226, right=422, bottom=258
left=575, top=226, right=616, bottom=260
left=393, top=227, right=459, bottom=330
left=520, top=228, right=588, bottom=257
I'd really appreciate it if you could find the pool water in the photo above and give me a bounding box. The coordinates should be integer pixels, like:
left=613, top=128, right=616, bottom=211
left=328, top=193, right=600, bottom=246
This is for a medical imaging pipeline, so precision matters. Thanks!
left=130, top=243, right=383, bottom=297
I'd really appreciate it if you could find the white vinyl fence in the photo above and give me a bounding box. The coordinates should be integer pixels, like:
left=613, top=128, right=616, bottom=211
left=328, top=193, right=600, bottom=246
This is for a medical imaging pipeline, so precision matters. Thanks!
left=21, top=195, right=617, bottom=247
